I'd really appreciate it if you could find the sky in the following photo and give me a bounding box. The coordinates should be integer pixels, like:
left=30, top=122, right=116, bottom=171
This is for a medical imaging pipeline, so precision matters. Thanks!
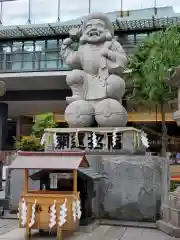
left=1, top=0, right=180, bottom=26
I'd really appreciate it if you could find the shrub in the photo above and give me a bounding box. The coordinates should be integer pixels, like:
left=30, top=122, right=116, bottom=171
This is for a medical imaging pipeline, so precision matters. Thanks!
left=15, top=135, right=43, bottom=151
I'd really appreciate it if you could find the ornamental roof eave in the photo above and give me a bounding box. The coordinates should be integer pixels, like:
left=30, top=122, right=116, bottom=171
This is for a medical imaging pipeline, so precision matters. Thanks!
left=0, top=22, right=83, bottom=40
left=116, top=16, right=180, bottom=32
left=0, top=16, right=179, bottom=40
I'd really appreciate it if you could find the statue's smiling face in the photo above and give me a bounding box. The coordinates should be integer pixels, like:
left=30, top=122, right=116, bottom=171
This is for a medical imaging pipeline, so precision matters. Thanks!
left=82, top=19, right=112, bottom=43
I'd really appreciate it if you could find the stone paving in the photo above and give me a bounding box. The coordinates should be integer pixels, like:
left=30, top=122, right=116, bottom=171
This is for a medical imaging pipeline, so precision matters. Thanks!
left=0, top=219, right=18, bottom=237
left=0, top=219, right=179, bottom=240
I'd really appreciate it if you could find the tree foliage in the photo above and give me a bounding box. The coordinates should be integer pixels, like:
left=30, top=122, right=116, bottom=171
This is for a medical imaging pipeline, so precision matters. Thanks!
left=32, top=113, right=56, bottom=138
left=127, top=25, right=180, bottom=104
left=126, top=25, right=180, bottom=156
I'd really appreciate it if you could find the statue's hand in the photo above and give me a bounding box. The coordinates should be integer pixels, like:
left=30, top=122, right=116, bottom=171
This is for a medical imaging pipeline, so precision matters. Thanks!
left=63, top=38, right=74, bottom=46
left=69, top=27, right=81, bottom=41
left=62, top=32, right=80, bottom=51
left=100, top=48, right=109, bottom=58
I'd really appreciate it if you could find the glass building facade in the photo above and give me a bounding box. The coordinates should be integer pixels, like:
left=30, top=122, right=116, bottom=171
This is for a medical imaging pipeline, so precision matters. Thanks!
left=0, top=33, right=150, bottom=72
left=0, top=39, right=70, bottom=72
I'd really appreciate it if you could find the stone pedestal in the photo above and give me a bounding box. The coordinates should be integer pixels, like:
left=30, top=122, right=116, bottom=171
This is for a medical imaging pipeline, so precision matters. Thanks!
left=44, top=127, right=146, bottom=154
left=43, top=127, right=168, bottom=221
left=88, top=154, right=168, bottom=221
left=9, top=126, right=168, bottom=222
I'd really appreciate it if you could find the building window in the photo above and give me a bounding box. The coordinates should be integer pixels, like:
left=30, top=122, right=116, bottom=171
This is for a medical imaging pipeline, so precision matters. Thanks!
left=49, top=173, right=58, bottom=189
left=46, top=40, right=59, bottom=69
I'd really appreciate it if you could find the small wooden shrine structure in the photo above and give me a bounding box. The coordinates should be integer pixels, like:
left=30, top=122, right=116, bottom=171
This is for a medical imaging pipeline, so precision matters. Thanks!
left=9, top=151, right=90, bottom=239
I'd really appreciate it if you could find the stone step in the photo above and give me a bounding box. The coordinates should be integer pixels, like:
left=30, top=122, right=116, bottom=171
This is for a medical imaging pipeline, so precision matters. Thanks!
left=157, top=220, right=180, bottom=238
left=99, top=219, right=156, bottom=229
left=162, top=204, right=180, bottom=227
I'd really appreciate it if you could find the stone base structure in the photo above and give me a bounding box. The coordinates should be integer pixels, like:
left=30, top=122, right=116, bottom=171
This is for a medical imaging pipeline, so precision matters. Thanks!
left=43, top=127, right=168, bottom=221
left=9, top=153, right=168, bottom=221
left=88, top=154, right=168, bottom=221
left=8, top=126, right=169, bottom=222
left=157, top=187, right=180, bottom=237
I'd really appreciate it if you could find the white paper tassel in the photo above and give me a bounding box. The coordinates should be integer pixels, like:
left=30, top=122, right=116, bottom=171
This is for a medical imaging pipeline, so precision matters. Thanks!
left=75, top=129, right=79, bottom=147
left=141, top=131, right=149, bottom=148
left=72, top=200, right=77, bottom=222
left=137, top=132, right=140, bottom=148
left=29, top=199, right=36, bottom=228
left=112, top=129, right=118, bottom=147
left=76, top=199, right=82, bottom=219
left=49, top=200, right=56, bottom=229
left=59, top=199, right=67, bottom=227
left=92, top=132, right=97, bottom=148
left=41, top=133, right=46, bottom=145
left=21, top=198, right=27, bottom=226
left=53, top=133, right=58, bottom=148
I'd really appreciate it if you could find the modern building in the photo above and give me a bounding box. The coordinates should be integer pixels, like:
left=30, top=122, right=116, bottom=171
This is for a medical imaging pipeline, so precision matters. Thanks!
left=0, top=4, right=179, bottom=152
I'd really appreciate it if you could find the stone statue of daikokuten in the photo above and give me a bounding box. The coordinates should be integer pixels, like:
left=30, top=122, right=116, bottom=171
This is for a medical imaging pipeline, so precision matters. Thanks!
left=61, top=12, right=128, bottom=127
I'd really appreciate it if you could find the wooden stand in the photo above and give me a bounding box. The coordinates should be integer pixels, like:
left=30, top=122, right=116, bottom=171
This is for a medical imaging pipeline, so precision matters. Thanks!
left=10, top=151, right=89, bottom=239
left=20, top=168, right=79, bottom=239
left=57, top=227, right=62, bottom=240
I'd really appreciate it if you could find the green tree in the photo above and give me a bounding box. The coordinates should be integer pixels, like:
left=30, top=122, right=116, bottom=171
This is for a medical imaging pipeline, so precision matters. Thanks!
left=32, top=112, right=56, bottom=138
left=127, top=25, right=180, bottom=157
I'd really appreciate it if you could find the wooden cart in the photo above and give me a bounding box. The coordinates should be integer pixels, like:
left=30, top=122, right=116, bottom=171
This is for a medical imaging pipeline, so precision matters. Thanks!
left=9, top=151, right=89, bottom=239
